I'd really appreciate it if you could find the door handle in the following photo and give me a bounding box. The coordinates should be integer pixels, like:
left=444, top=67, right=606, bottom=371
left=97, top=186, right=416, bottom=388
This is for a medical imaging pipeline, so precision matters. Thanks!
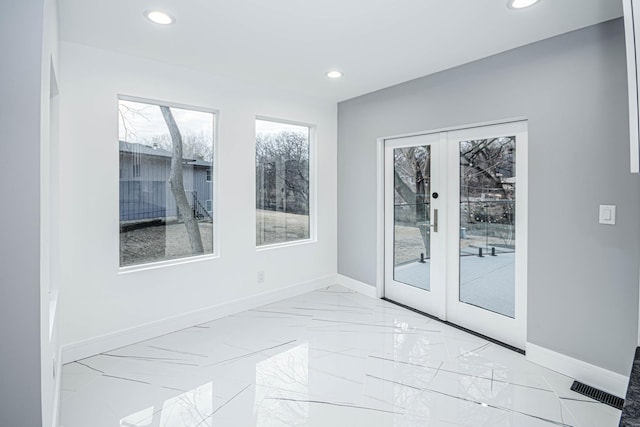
left=430, top=208, right=438, bottom=233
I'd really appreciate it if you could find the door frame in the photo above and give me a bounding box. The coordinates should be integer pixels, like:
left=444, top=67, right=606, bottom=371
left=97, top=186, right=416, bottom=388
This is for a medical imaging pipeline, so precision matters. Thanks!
left=375, top=117, right=528, bottom=346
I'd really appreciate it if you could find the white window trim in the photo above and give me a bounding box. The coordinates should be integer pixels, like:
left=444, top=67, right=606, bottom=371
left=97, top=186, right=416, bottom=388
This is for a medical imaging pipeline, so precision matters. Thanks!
left=118, top=253, right=219, bottom=274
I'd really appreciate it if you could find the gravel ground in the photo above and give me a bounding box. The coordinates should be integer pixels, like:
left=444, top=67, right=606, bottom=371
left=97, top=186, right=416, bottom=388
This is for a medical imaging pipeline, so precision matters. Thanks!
left=120, top=214, right=509, bottom=268
left=120, top=222, right=214, bottom=267
left=256, top=209, right=309, bottom=246
left=394, top=225, right=427, bottom=265
left=121, top=209, right=309, bottom=266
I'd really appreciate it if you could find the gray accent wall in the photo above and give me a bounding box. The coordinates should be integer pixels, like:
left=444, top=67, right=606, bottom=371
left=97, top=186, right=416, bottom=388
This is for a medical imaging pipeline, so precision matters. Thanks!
left=338, top=18, right=640, bottom=375
left=0, top=0, right=45, bottom=426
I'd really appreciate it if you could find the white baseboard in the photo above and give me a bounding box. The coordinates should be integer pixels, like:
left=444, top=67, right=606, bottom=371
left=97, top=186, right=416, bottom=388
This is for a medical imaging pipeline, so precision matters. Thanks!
left=336, top=274, right=377, bottom=298
left=61, top=275, right=335, bottom=364
left=52, top=346, right=62, bottom=427
left=526, top=342, right=629, bottom=397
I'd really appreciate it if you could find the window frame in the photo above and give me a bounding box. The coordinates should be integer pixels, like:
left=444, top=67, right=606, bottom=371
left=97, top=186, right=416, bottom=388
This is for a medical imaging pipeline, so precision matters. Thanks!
left=132, top=160, right=141, bottom=178
left=117, top=94, right=220, bottom=273
left=255, top=116, right=317, bottom=251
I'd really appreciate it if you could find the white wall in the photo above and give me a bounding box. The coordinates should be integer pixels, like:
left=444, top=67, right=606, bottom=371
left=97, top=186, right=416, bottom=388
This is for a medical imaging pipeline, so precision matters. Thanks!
left=58, top=42, right=337, bottom=353
left=41, top=1, right=61, bottom=425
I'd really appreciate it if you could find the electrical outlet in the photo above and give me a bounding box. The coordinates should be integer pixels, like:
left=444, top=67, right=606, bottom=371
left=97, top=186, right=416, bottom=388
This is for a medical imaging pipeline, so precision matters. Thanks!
left=257, top=271, right=265, bottom=283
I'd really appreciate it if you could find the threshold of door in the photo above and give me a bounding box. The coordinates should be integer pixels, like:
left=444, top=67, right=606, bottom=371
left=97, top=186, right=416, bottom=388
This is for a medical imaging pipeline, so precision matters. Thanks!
left=382, top=297, right=525, bottom=355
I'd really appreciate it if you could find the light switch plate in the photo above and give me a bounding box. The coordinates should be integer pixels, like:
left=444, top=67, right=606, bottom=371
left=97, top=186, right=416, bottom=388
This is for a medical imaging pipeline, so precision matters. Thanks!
left=599, top=205, right=616, bottom=225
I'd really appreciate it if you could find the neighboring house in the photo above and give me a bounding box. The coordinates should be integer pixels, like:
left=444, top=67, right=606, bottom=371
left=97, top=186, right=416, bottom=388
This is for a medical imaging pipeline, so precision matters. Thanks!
left=119, top=141, right=212, bottom=222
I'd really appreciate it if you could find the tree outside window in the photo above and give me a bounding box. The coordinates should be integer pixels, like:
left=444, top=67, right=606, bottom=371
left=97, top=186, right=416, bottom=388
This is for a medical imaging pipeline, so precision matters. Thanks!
left=256, top=119, right=311, bottom=246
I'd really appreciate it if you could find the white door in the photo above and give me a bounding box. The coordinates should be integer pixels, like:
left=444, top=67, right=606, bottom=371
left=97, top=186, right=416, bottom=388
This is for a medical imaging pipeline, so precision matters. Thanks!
left=384, top=121, right=528, bottom=349
left=384, top=132, right=447, bottom=317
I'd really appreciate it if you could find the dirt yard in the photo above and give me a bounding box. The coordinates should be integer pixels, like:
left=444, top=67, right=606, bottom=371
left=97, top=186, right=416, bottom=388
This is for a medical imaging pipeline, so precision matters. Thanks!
left=120, top=209, right=310, bottom=266
left=120, top=221, right=214, bottom=267
left=394, top=225, right=427, bottom=265
left=120, top=213, right=510, bottom=268
left=394, top=224, right=514, bottom=266
left=256, top=209, right=309, bottom=246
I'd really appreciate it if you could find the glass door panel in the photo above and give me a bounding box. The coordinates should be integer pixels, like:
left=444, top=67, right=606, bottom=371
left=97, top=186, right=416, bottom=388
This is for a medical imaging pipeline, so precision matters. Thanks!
left=393, top=146, right=431, bottom=291
left=446, top=121, right=527, bottom=350
left=459, top=136, right=516, bottom=318
left=384, top=132, right=444, bottom=317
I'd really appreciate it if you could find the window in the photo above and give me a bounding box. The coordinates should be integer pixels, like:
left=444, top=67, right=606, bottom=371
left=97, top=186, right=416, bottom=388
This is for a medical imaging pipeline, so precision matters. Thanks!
left=132, top=161, right=141, bottom=177
left=118, top=97, right=216, bottom=268
left=255, top=118, right=311, bottom=246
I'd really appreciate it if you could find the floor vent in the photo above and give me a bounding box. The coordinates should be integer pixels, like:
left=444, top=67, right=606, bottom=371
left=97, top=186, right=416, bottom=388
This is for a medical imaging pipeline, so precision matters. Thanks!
left=570, top=381, right=624, bottom=410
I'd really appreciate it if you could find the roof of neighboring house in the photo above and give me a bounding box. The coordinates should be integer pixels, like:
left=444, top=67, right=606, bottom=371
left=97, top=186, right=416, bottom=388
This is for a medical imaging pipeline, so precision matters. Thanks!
left=119, top=141, right=211, bottom=167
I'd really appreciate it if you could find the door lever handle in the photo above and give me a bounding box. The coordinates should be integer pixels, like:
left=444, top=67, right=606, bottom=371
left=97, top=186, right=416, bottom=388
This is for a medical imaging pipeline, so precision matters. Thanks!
left=430, top=208, right=438, bottom=233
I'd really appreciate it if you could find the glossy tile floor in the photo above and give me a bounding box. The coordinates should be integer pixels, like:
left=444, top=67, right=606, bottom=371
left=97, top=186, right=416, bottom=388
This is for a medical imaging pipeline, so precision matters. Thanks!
left=60, top=286, right=622, bottom=426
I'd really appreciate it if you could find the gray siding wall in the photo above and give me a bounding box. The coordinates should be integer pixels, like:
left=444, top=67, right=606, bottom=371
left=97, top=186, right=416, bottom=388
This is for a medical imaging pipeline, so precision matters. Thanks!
left=338, top=18, right=640, bottom=375
left=119, top=152, right=212, bottom=221
left=193, top=168, right=212, bottom=213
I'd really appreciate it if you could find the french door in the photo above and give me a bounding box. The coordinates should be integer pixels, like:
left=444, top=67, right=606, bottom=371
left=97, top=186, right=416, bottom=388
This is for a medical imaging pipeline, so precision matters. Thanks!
left=384, top=121, right=527, bottom=349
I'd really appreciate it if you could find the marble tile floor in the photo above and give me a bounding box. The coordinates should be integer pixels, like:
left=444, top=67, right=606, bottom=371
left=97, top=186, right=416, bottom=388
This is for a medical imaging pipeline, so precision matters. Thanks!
left=60, top=285, right=622, bottom=427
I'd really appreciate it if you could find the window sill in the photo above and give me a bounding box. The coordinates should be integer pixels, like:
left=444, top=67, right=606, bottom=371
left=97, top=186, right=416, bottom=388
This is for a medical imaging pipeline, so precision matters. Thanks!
left=118, top=253, right=218, bottom=274
left=256, top=238, right=317, bottom=252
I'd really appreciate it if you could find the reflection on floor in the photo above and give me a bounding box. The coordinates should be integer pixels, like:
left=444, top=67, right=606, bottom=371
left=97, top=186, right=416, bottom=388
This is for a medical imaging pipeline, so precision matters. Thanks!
left=60, top=286, right=621, bottom=426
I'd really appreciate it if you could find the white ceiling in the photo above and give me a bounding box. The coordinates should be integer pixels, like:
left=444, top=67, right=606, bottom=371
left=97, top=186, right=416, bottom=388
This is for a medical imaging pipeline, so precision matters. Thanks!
left=59, top=0, right=622, bottom=102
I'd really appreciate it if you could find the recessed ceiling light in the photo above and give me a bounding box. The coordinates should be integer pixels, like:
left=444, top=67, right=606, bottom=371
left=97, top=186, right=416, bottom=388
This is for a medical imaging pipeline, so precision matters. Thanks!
left=144, top=10, right=175, bottom=25
left=508, top=0, right=541, bottom=9
left=327, top=71, right=343, bottom=79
